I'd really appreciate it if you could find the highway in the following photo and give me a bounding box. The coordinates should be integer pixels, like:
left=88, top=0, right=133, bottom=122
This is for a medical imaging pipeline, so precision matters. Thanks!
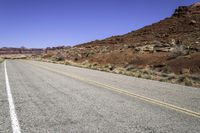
left=0, top=60, right=199, bottom=132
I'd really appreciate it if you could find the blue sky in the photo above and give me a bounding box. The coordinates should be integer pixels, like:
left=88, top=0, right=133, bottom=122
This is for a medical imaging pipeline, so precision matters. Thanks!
left=0, top=0, right=199, bottom=48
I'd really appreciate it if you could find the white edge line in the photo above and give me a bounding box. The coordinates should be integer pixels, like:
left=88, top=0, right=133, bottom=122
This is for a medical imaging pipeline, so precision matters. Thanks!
left=4, top=60, right=21, bottom=133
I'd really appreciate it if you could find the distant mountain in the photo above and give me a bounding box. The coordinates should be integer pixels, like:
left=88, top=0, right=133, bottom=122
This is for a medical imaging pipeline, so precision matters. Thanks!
left=0, top=47, right=43, bottom=55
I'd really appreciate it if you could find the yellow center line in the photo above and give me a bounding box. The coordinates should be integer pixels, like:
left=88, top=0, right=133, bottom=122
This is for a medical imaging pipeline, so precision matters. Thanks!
left=26, top=61, right=200, bottom=118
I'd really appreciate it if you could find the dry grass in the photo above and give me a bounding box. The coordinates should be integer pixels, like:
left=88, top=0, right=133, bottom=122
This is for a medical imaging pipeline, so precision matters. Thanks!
left=33, top=57, right=200, bottom=88
left=0, top=58, right=4, bottom=63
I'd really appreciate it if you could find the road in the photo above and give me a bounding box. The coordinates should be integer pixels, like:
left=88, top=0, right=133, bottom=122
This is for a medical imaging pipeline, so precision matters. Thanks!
left=0, top=60, right=199, bottom=133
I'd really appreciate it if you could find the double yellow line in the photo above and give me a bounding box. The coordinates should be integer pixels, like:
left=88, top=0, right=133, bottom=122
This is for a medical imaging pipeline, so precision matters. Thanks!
left=27, top=61, right=200, bottom=118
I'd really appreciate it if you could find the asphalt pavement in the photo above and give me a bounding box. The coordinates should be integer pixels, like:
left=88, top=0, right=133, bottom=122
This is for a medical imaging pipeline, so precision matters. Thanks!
left=0, top=60, right=199, bottom=133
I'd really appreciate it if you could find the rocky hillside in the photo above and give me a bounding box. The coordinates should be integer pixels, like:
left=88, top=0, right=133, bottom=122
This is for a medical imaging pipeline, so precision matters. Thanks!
left=79, top=3, right=200, bottom=48
left=37, top=2, right=200, bottom=87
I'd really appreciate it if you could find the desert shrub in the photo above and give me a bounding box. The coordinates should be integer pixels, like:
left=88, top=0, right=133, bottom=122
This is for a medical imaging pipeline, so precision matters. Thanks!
left=143, top=74, right=152, bottom=79
left=0, top=58, right=4, bottom=63
left=55, top=54, right=65, bottom=61
left=137, top=73, right=142, bottom=78
left=183, top=77, right=193, bottom=86
left=65, top=61, right=71, bottom=65
left=57, top=56, right=64, bottom=61
left=105, top=64, right=115, bottom=71
left=159, top=78, right=167, bottom=82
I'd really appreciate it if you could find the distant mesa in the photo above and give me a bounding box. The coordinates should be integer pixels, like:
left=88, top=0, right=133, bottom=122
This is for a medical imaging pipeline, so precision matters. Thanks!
left=0, top=47, right=43, bottom=55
